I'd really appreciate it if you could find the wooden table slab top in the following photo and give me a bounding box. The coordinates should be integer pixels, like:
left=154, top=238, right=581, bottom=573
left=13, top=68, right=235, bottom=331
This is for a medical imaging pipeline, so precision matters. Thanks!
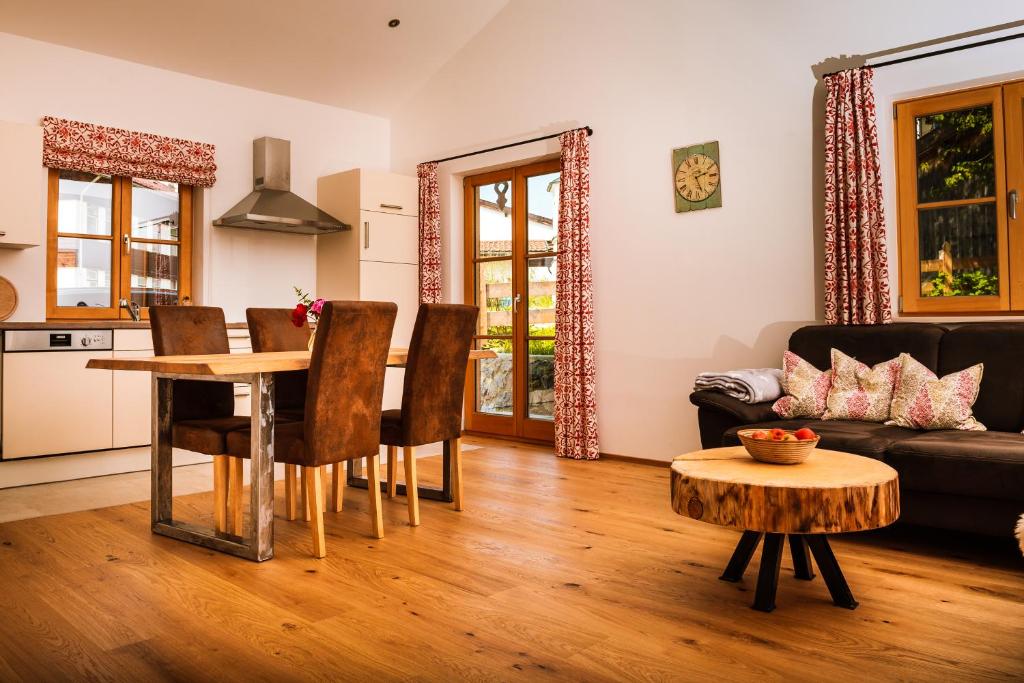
left=671, top=446, right=899, bottom=534
left=86, top=349, right=497, bottom=375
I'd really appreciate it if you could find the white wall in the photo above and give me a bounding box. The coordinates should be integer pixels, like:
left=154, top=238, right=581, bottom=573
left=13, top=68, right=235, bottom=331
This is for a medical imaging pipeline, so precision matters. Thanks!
left=0, top=32, right=390, bottom=322
left=389, top=0, right=1024, bottom=459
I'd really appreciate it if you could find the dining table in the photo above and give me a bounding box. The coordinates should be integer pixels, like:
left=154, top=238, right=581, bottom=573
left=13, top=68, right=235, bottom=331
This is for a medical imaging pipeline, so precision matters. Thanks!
left=86, top=348, right=496, bottom=561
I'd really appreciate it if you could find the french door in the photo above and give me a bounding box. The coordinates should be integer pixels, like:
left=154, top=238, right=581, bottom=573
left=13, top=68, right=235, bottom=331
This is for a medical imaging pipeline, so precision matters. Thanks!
left=463, top=159, right=560, bottom=441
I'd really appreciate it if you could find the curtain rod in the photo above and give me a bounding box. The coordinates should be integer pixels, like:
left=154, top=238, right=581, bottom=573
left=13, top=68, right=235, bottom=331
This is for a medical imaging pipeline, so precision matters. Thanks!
left=425, top=126, right=593, bottom=165
left=824, top=30, right=1024, bottom=78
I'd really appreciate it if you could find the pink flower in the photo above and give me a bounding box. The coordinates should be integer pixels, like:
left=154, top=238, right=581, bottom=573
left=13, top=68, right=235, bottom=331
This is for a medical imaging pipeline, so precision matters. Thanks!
left=311, top=298, right=325, bottom=315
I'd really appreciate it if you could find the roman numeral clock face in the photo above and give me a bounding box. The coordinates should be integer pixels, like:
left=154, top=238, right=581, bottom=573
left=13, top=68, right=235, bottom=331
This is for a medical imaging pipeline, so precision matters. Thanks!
left=675, top=153, right=720, bottom=202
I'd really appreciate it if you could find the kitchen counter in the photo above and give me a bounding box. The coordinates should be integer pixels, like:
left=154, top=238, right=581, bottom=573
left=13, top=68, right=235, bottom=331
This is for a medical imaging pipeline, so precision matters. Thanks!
left=0, top=321, right=249, bottom=330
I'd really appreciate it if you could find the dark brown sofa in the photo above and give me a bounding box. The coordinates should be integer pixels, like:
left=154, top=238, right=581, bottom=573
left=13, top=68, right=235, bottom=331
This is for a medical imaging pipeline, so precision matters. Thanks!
left=690, top=323, right=1024, bottom=537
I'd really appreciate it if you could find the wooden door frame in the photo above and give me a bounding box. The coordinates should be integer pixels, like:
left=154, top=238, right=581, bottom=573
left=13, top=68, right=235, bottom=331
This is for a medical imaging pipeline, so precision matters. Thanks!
left=463, top=158, right=559, bottom=442
left=1004, top=80, right=1024, bottom=309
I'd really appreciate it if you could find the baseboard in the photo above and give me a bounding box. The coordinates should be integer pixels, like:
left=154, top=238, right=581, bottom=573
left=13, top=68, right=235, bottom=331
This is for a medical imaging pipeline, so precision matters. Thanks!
left=600, top=452, right=671, bottom=467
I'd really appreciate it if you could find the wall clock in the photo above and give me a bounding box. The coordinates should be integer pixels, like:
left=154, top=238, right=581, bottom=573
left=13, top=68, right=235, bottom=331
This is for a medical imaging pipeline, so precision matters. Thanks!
left=672, top=141, right=722, bottom=212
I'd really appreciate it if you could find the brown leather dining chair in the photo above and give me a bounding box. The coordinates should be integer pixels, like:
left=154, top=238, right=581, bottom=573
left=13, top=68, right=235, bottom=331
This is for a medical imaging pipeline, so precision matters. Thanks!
left=245, top=308, right=311, bottom=522
left=150, top=306, right=253, bottom=536
left=381, top=303, right=478, bottom=526
left=227, top=301, right=397, bottom=558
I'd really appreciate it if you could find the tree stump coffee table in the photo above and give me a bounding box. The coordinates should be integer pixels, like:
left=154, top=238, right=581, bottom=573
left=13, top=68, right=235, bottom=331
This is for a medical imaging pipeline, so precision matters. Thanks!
left=670, top=446, right=899, bottom=612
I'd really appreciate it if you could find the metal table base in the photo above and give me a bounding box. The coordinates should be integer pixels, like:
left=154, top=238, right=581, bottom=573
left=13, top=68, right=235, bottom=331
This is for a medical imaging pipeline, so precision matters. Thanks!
left=346, top=440, right=453, bottom=502
left=151, top=372, right=276, bottom=562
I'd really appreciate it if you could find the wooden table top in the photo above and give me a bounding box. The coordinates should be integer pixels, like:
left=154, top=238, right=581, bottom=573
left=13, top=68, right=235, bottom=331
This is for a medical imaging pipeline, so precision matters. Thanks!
left=86, top=349, right=497, bottom=376
left=670, top=446, right=899, bottom=534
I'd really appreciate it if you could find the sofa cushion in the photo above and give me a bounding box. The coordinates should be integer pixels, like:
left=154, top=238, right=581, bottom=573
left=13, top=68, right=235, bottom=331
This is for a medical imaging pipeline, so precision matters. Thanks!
left=886, top=353, right=985, bottom=431
left=939, top=323, right=1024, bottom=433
left=723, top=419, right=917, bottom=459
left=822, top=348, right=900, bottom=423
left=772, top=351, right=832, bottom=419
left=789, top=323, right=946, bottom=374
left=887, top=430, right=1024, bottom=501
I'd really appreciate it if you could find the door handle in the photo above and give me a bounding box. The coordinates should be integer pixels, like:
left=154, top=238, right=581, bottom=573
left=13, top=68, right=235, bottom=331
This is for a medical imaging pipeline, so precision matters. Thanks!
left=379, top=203, right=403, bottom=210
left=1010, top=190, right=1019, bottom=220
left=0, top=231, right=6, bottom=237
left=364, top=221, right=370, bottom=249
left=512, top=293, right=521, bottom=313
left=122, top=234, right=131, bottom=255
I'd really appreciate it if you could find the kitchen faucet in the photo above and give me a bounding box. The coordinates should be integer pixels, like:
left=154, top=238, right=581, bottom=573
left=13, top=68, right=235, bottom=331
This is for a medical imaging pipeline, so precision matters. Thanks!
left=119, top=298, right=141, bottom=321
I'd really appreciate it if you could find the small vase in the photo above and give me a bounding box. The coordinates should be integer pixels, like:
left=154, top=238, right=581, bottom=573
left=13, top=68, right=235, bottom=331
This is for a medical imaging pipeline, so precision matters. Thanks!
left=307, top=328, right=316, bottom=352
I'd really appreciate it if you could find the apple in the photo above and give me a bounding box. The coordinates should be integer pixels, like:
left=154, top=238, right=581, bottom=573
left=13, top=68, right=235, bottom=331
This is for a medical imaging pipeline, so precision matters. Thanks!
left=781, top=433, right=798, bottom=442
left=768, top=428, right=786, bottom=441
left=750, top=430, right=768, bottom=440
left=794, top=427, right=817, bottom=441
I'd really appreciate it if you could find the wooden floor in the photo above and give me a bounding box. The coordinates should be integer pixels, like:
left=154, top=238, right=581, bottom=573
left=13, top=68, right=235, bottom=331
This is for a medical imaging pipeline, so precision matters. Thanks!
left=0, top=438, right=1021, bottom=681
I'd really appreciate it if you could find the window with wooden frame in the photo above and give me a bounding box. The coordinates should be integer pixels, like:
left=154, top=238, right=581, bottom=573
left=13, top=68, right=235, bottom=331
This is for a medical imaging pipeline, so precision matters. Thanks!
left=463, top=158, right=560, bottom=442
left=895, top=79, right=1024, bottom=314
left=47, top=169, right=192, bottom=319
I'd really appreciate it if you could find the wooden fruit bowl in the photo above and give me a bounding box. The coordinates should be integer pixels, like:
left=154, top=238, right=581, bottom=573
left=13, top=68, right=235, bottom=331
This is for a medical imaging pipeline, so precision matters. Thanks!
left=737, top=429, right=820, bottom=465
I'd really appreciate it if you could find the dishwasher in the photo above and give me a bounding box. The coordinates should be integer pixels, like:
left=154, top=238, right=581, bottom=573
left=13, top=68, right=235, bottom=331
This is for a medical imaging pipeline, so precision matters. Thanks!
left=1, top=329, right=114, bottom=459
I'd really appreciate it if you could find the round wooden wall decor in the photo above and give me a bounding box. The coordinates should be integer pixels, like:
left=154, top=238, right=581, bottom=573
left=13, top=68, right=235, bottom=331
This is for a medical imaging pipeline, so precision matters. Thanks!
left=0, top=276, right=18, bottom=321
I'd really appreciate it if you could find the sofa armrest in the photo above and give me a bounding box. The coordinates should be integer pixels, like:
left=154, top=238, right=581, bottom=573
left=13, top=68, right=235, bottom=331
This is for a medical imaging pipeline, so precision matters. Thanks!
left=689, top=389, right=777, bottom=424
left=690, top=390, right=779, bottom=449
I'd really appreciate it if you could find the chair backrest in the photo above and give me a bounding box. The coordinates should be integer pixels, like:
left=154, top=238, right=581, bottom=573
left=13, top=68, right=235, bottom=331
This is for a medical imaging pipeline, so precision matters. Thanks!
left=302, top=301, right=397, bottom=466
left=245, top=308, right=310, bottom=352
left=399, top=304, right=479, bottom=445
left=245, top=308, right=310, bottom=411
left=150, top=305, right=234, bottom=421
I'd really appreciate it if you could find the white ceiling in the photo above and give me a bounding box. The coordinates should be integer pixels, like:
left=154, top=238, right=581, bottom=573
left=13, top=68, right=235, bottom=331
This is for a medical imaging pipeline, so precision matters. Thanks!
left=0, top=0, right=508, bottom=116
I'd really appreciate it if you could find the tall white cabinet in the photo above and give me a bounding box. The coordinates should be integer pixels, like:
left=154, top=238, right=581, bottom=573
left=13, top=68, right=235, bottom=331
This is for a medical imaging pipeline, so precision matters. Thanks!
left=0, top=120, right=44, bottom=249
left=316, top=169, right=419, bottom=409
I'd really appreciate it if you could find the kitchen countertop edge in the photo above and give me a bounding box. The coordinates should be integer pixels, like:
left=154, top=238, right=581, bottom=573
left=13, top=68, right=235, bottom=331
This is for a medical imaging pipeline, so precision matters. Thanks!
left=0, top=321, right=249, bottom=330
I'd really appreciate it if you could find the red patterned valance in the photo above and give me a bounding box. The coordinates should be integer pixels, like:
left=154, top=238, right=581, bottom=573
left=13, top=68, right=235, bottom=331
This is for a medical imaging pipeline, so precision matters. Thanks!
left=41, top=116, right=217, bottom=187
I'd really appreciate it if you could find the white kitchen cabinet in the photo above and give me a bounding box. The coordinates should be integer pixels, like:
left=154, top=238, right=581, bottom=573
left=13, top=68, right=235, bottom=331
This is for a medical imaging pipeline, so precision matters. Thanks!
left=112, top=349, right=152, bottom=448
left=358, top=169, right=418, bottom=218
left=2, top=350, right=113, bottom=458
left=111, top=330, right=154, bottom=448
left=229, top=331, right=253, bottom=416
left=0, top=121, right=45, bottom=249
left=359, top=210, right=419, bottom=264
left=359, top=261, right=419, bottom=347
left=317, top=169, right=419, bottom=410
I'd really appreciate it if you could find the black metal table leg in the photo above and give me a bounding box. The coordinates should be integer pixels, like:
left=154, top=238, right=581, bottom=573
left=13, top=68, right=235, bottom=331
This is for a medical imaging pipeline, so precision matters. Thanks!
left=788, top=535, right=816, bottom=581
left=346, top=440, right=453, bottom=502
left=805, top=535, right=858, bottom=609
left=752, top=533, right=785, bottom=612
left=719, top=531, right=763, bottom=582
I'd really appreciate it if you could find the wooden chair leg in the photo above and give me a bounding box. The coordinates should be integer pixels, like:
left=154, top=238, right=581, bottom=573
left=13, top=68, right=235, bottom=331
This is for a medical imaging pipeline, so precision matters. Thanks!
left=365, top=454, right=384, bottom=539
left=284, top=464, right=298, bottom=521
left=305, top=466, right=326, bottom=558
left=228, top=456, right=243, bottom=534
left=331, top=462, right=344, bottom=512
left=301, top=466, right=311, bottom=522
left=386, top=446, right=397, bottom=498
left=213, top=455, right=229, bottom=533
left=450, top=437, right=464, bottom=512
left=403, top=446, right=420, bottom=527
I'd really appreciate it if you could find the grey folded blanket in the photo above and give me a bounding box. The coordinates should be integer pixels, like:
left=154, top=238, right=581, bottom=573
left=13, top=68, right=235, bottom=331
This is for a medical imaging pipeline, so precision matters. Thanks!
left=693, top=368, right=783, bottom=404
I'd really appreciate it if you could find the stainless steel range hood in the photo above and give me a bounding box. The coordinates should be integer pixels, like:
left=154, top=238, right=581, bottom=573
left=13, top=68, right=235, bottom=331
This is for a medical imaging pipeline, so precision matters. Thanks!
left=213, top=137, right=349, bottom=235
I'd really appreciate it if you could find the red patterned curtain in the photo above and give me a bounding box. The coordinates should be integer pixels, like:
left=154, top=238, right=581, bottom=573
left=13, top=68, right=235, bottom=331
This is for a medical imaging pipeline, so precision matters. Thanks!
left=555, top=129, right=599, bottom=460
left=417, top=161, right=442, bottom=304
left=41, top=116, right=216, bottom=187
left=824, top=68, right=892, bottom=325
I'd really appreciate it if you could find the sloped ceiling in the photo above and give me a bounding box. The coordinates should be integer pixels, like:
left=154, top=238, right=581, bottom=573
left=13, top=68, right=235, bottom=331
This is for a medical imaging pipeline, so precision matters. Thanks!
left=0, top=0, right=509, bottom=116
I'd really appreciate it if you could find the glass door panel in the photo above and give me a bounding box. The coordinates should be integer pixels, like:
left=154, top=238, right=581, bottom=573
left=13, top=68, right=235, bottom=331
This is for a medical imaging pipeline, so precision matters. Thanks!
left=465, top=160, right=560, bottom=440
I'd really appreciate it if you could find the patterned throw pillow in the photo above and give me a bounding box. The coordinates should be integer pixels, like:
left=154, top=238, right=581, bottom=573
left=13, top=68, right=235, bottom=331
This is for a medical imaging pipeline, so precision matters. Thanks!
left=772, top=351, right=832, bottom=419
left=822, top=349, right=900, bottom=422
left=885, top=353, right=986, bottom=431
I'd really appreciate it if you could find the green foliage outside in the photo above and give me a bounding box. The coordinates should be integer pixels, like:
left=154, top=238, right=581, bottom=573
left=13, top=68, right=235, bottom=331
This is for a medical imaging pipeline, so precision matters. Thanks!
left=917, top=107, right=994, bottom=202
left=924, top=269, right=998, bottom=297
left=479, top=325, right=555, bottom=355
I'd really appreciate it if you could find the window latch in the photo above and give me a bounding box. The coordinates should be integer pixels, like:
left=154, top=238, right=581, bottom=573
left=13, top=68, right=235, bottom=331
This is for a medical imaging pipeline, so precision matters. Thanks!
left=122, top=234, right=131, bottom=255
left=512, top=293, right=521, bottom=314
left=1010, top=190, right=1019, bottom=221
